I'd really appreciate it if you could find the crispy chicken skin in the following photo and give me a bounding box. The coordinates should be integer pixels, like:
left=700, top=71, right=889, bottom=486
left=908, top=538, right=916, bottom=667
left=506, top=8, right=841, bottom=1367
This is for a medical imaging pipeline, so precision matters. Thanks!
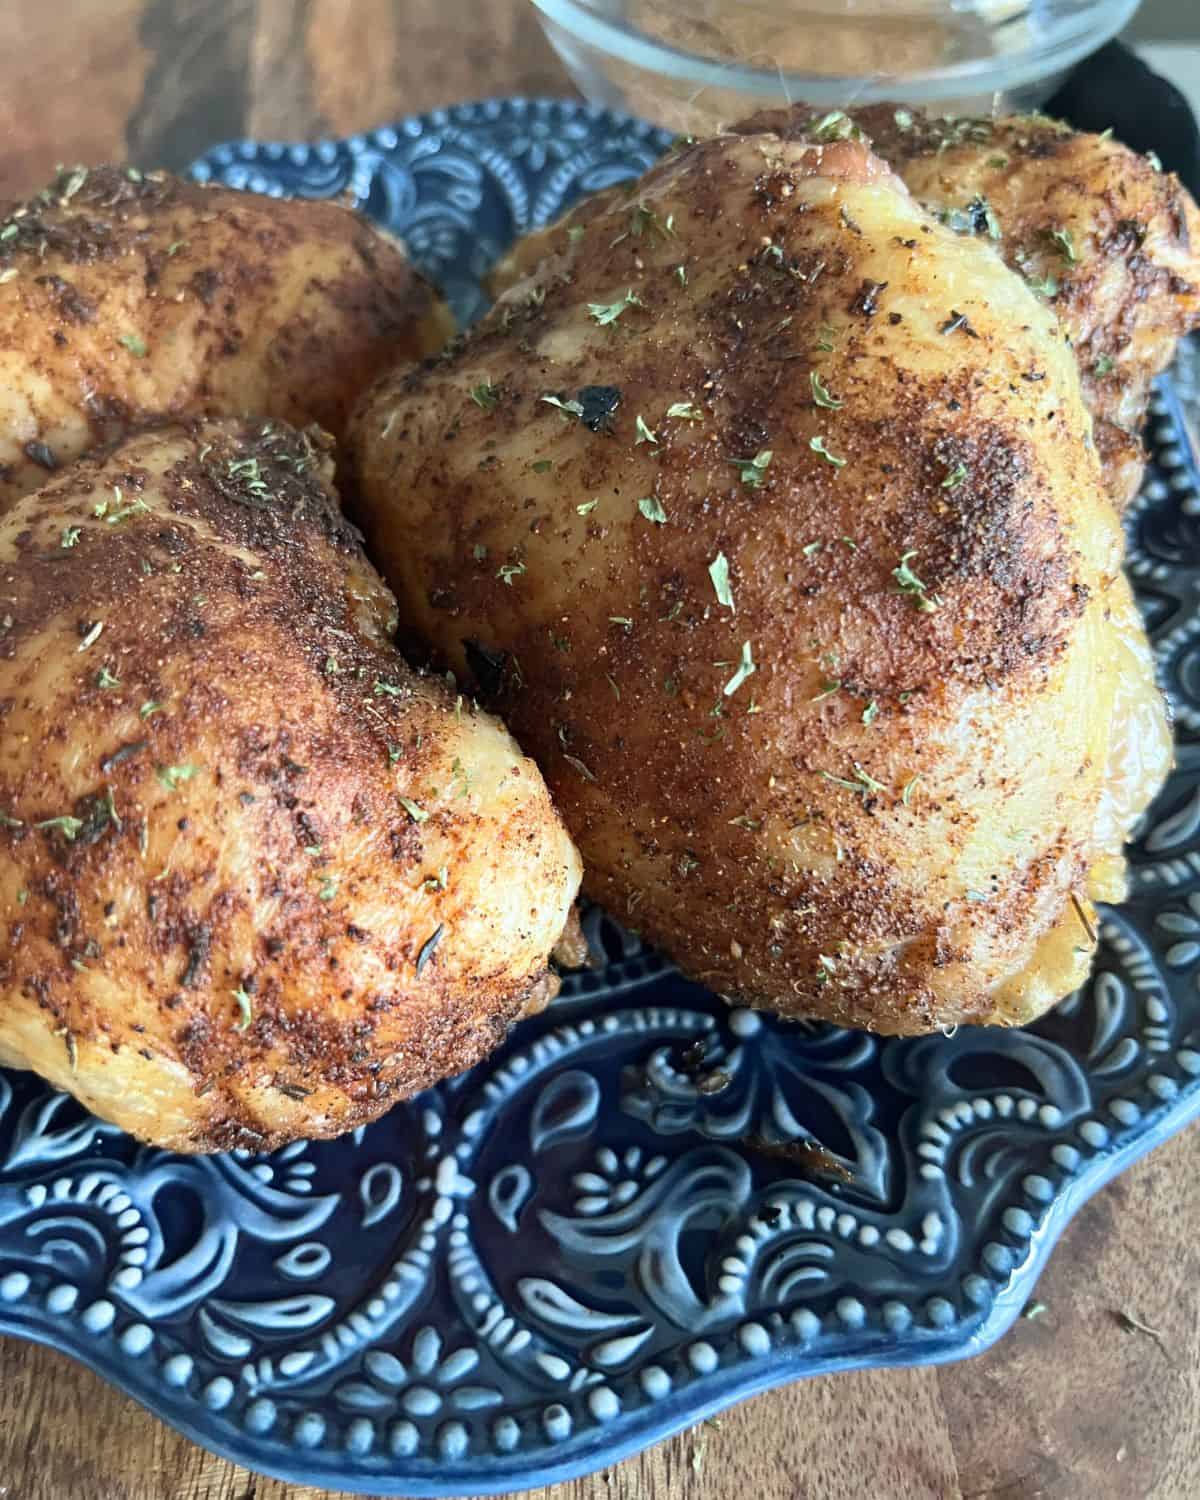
left=0, top=419, right=580, bottom=1151
left=350, top=128, right=1171, bottom=1035
left=728, top=107, right=1200, bottom=507
left=493, top=109, right=1200, bottom=509
left=0, top=165, right=453, bottom=514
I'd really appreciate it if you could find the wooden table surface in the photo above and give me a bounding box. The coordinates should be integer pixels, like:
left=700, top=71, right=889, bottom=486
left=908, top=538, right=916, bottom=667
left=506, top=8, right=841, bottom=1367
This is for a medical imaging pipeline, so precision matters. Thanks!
left=0, top=3, right=1197, bottom=1498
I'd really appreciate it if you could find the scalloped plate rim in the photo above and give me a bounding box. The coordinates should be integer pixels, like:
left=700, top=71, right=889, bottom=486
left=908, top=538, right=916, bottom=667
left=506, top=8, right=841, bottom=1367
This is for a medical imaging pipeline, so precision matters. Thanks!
left=1, top=1083, right=1195, bottom=1499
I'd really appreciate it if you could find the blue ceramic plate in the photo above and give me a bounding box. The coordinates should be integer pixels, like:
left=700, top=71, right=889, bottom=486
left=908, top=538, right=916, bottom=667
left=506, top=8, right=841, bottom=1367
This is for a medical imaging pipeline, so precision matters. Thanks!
left=0, top=99, right=1195, bottom=1498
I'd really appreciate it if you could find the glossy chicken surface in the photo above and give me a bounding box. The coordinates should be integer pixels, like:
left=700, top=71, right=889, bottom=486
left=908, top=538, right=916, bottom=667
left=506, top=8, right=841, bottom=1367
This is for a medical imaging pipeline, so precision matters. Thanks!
left=734, top=106, right=1200, bottom=506
left=0, top=420, right=580, bottom=1151
left=0, top=165, right=452, bottom=514
left=351, top=127, right=1171, bottom=1034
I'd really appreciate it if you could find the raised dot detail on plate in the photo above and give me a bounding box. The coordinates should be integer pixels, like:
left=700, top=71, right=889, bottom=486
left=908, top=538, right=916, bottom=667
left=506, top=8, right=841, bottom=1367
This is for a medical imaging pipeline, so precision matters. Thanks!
left=0, top=1273, right=29, bottom=1302
left=244, top=1399, right=276, bottom=1435
left=203, top=1376, right=234, bottom=1410
left=962, top=1275, right=990, bottom=1306
left=882, top=1301, right=911, bottom=1332
left=688, top=1341, right=718, bottom=1375
left=294, top=1411, right=326, bottom=1448
left=1175, top=1048, right=1199, bottom=1075
left=1079, top=1120, right=1108, bottom=1148
left=588, top=1386, right=620, bottom=1422
left=1037, top=1105, right=1062, bottom=1127
left=543, top=1403, right=572, bottom=1441
left=640, top=1365, right=671, bottom=1399
left=1002, top=1208, right=1033, bottom=1238
left=983, top=1242, right=1012, bottom=1275
left=81, top=1300, right=115, bottom=1334
left=162, top=1354, right=193, bottom=1387
left=729, top=1009, right=761, bottom=1036
left=389, top=1420, right=419, bottom=1457
left=926, top=1298, right=955, bottom=1328
left=45, top=1284, right=78, bottom=1314
left=402, top=1385, right=440, bottom=1417
left=791, top=1309, right=820, bottom=1342
left=492, top=1415, right=520, bottom=1452
left=345, top=1418, right=375, bottom=1456
left=112, top=1266, right=143, bottom=1290
left=885, top=1229, right=914, bottom=1252
left=1051, top=1144, right=1079, bottom=1170
left=739, top=1321, right=771, bottom=1355
left=119, top=1326, right=152, bottom=1362
left=1148, top=1074, right=1178, bottom=1101
left=858, top=1225, right=880, bottom=1247
left=836, top=1298, right=866, bottom=1329
left=1109, top=1098, right=1140, bottom=1126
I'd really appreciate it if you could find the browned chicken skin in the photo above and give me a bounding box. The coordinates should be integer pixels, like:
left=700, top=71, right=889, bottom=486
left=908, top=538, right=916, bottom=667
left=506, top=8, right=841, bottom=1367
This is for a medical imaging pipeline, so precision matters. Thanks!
left=494, top=107, right=1200, bottom=509
left=0, top=165, right=453, bottom=514
left=351, top=125, right=1171, bottom=1036
left=729, top=106, right=1200, bottom=507
left=0, top=419, right=580, bottom=1151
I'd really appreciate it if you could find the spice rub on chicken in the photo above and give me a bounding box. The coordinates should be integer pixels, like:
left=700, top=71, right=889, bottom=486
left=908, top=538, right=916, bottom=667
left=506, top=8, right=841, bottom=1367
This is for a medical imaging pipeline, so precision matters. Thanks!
left=350, top=123, right=1171, bottom=1035
left=0, top=418, right=580, bottom=1150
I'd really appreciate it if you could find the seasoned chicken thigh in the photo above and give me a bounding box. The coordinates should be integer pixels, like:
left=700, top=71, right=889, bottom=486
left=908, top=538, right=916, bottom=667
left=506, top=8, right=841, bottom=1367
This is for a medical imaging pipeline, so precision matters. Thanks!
left=350, top=126, right=1170, bottom=1035
left=0, top=165, right=452, bottom=514
left=493, top=109, right=1200, bottom=509
left=0, top=420, right=580, bottom=1151
left=735, top=107, right=1200, bottom=507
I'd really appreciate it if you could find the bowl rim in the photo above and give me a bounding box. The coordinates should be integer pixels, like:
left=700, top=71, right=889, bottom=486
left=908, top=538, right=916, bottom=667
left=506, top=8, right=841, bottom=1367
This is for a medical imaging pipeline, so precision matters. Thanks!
left=529, top=0, right=1144, bottom=103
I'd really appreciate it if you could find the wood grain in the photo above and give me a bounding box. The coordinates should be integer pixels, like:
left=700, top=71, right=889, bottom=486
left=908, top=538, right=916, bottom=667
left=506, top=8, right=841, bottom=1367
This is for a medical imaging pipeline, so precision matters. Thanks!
left=0, top=3, right=1194, bottom=1498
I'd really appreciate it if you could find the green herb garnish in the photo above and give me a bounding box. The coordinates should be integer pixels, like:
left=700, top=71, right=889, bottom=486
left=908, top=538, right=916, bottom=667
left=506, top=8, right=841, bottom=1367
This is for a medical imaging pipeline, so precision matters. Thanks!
left=666, top=401, right=702, bottom=421
left=587, top=289, right=643, bottom=326
left=635, top=414, right=658, bottom=445
left=810, top=110, right=862, bottom=143
left=541, top=393, right=584, bottom=417
left=232, top=988, right=253, bottom=1031
left=942, top=463, right=968, bottom=490
left=497, top=561, right=526, bottom=586
left=119, top=333, right=147, bottom=357
left=470, top=382, right=500, bottom=410
left=708, top=552, right=735, bottom=612
left=723, top=641, right=756, bottom=698
left=809, top=435, right=846, bottom=468
left=730, top=450, right=772, bottom=487
left=810, top=371, right=843, bottom=409
left=577, top=499, right=598, bottom=516
left=893, top=551, right=939, bottom=613
left=156, top=764, right=198, bottom=792
left=637, top=496, right=668, bottom=524
left=61, top=526, right=81, bottom=549
left=95, top=666, right=120, bottom=689
left=1048, top=227, right=1077, bottom=264
left=36, top=815, right=84, bottom=840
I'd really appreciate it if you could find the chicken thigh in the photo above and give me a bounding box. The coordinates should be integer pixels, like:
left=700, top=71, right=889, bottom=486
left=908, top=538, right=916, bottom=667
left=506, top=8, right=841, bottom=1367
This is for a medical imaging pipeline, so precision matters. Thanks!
left=350, top=126, right=1171, bottom=1034
left=736, top=107, right=1200, bottom=507
left=0, top=419, right=580, bottom=1150
left=0, top=165, right=452, bottom=513
left=493, top=108, right=1200, bottom=509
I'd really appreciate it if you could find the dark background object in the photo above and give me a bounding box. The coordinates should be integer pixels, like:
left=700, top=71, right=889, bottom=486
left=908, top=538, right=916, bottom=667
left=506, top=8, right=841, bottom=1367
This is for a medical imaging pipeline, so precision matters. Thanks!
left=1047, top=39, right=1200, bottom=197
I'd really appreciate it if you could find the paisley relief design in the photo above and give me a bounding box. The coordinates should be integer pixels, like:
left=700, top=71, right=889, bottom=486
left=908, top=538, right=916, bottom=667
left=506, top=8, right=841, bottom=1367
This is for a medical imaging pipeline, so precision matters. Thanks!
left=0, top=100, right=1190, bottom=1497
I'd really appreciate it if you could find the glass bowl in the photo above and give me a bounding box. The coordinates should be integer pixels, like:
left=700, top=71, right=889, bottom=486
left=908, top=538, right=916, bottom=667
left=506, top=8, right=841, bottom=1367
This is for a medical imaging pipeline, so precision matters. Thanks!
left=530, top=0, right=1144, bottom=133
